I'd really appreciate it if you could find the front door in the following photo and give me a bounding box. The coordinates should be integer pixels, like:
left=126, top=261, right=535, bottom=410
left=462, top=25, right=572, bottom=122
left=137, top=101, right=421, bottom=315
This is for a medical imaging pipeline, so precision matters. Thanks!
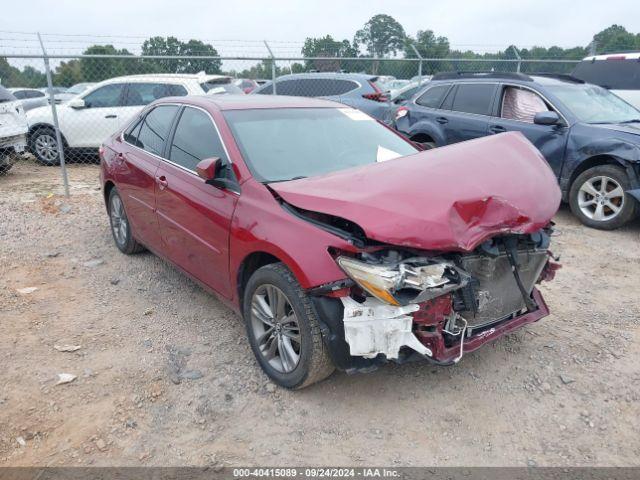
left=155, top=106, right=238, bottom=298
left=66, top=83, right=127, bottom=147
left=487, top=85, right=568, bottom=176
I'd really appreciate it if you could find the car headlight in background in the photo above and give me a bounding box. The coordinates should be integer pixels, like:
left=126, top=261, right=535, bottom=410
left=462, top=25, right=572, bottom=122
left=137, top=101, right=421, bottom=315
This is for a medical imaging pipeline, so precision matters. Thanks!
left=336, top=256, right=453, bottom=306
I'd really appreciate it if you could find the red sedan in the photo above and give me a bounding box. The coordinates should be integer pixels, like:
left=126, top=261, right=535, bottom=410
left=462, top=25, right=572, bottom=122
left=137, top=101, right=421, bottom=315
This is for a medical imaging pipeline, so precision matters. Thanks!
left=100, top=95, right=561, bottom=389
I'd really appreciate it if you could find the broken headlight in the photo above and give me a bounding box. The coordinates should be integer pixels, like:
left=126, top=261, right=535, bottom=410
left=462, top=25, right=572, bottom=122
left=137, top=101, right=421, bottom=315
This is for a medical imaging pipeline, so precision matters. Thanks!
left=336, top=256, right=454, bottom=306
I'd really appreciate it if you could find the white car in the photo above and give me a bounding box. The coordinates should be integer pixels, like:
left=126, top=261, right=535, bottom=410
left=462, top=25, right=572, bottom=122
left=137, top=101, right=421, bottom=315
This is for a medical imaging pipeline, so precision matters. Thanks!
left=7, top=88, right=48, bottom=112
left=26, top=73, right=232, bottom=165
left=0, top=86, right=28, bottom=174
left=572, top=53, right=640, bottom=109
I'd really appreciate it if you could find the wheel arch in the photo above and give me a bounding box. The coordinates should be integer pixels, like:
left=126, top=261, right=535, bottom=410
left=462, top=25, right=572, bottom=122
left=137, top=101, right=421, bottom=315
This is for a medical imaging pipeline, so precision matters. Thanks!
left=236, top=251, right=285, bottom=311
left=103, top=180, right=116, bottom=210
left=28, top=122, right=69, bottom=148
left=566, top=154, right=638, bottom=202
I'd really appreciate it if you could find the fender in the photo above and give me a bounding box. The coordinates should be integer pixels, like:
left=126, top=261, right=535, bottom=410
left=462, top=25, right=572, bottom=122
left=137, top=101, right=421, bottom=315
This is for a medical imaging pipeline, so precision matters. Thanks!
left=560, top=136, right=640, bottom=202
left=402, top=119, right=447, bottom=147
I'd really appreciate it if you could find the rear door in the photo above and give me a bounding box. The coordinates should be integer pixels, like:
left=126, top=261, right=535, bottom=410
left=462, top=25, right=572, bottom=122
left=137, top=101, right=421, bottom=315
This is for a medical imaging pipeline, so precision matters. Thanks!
left=118, top=82, right=189, bottom=130
left=487, top=84, right=568, bottom=176
left=439, top=83, right=499, bottom=144
left=155, top=106, right=238, bottom=298
left=115, top=104, right=180, bottom=252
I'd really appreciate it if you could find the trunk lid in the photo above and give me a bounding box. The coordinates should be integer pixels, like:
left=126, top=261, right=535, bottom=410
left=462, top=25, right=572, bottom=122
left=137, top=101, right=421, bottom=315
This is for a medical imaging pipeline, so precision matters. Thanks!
left=270, top=132, right=561, bottom=252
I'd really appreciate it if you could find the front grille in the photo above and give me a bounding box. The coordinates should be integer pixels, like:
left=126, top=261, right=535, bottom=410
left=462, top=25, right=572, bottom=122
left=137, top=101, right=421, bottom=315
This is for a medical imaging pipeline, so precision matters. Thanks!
left=455, top=249, right=548, bottom=328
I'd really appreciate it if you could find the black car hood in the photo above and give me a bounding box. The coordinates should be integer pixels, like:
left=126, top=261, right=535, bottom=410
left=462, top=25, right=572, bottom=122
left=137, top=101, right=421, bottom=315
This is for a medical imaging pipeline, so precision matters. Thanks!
left=588, top=121, right=640, bottom=137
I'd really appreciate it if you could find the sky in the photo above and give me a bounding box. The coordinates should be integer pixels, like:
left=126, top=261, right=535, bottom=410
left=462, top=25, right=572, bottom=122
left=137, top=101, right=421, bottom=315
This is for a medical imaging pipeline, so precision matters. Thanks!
left=2, top=0, right=640, bottom=56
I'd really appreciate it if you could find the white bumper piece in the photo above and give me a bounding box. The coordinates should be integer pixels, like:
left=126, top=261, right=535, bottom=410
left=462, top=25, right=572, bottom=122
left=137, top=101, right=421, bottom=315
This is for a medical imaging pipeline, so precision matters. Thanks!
left=340, top=296, right=433, bottom=359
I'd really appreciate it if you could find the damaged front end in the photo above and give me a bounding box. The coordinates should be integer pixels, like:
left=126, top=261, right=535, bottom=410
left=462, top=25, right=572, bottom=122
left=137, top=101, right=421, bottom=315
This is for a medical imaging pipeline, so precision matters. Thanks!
left=311, top=228, right=560, bottom=371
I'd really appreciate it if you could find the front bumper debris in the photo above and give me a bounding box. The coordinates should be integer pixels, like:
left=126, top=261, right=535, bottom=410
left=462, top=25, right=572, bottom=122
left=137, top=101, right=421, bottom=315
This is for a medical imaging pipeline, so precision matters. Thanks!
left=340, top=296, right=432, bottom=359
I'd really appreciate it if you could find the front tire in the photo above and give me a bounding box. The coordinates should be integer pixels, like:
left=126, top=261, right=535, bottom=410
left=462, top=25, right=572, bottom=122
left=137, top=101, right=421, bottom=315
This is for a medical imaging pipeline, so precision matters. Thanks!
left=30, top=126, right=63, bottom=166
left=108, top=188, right=145, bottom=254
left=243, top=263, right=335, bottom=389
left=569, top=165, right=637, bottom=230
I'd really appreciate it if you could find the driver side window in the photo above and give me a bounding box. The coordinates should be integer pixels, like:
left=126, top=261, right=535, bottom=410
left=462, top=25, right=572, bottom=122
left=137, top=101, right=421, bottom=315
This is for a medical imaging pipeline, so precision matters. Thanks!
left=83, top=84, right=125, bottom=108
left=501, top=86, right=550, bottom=123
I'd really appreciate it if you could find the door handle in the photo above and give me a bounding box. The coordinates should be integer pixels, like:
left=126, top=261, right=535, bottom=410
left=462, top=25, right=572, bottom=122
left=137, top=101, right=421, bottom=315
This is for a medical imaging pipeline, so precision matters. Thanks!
left=489, top=125, right=506, bottom=134
left=436, top=117, right=448, bottom=124
left=115, top=152, right=126, bottom=163
left=105, top=114, right=118, bottom=119
left=156, top=175, right=168, bottom=190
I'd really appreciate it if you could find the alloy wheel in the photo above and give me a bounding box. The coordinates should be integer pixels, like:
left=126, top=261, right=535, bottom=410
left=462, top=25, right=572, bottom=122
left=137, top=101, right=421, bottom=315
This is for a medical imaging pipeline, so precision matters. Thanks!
left=250, top=284, right=301, bottom=373
left=34, top=134, right=59, bottom=163
left=110, top=194, right=128, bottom=246
left=577, top=175, right=625, bottom=222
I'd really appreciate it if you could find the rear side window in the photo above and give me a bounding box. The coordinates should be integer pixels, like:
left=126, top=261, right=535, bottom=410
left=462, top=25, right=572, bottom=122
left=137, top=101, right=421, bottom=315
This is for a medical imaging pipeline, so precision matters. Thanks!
left=573, top=59, right=640, bottom=90
left=450, top=84, right=498, bottom=116
left=126, top=105, right=178, bottom=156
left=169, top=107, right=228, bottom=171
left=255, top=84, right=273, bottom=95
left=124, top=83, right=187, bottom=106
left=12, top=90, right=27, bottom=99
left=27, top=90, right=45, bottom=98
left=416, top=84, right=450, bottom=108
left=273, top=80, right=299, bottom=96
left=294, top=78, right=358, bottom=97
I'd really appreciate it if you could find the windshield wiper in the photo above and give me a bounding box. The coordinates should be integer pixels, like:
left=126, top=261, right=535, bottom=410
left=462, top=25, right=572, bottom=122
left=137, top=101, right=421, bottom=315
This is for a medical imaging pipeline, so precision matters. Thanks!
left=619, top=119, right=640, bottom=124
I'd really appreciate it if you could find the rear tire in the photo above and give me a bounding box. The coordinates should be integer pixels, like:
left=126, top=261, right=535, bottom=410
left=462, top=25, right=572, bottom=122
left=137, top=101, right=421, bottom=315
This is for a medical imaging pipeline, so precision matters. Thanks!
left=108, top=188, right=145, bottom=254
left=569, top=165, right=637, bottom=230
left=243, top=263, right=335, bottom=389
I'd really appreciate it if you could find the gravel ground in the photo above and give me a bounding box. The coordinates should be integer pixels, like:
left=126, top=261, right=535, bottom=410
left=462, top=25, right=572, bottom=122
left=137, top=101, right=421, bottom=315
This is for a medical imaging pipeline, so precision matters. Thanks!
left=1, top=159, right=639, bottom=467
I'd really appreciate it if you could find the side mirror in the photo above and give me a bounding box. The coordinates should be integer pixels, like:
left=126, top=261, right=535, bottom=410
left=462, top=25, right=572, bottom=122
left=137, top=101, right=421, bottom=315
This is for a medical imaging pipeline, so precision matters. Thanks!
left=68, top=98, right=86, bottom=109
left=196, top=157, right=236, bottom=190
left=196, top=157, right=220, bottom=181
left=534, top=111, right=561, bottom=126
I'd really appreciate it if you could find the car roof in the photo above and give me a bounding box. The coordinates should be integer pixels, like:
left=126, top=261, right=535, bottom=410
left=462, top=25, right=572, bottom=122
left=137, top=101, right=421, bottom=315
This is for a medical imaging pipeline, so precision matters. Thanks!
left=274, top=72, right=377, bottom=81
left=100, top=73, right=230, bottom=84
left=582, top=52, right=640, bottom=61
left=430, top=73, right=582, bottom=87
left=157, top=94, right=343, bottom=111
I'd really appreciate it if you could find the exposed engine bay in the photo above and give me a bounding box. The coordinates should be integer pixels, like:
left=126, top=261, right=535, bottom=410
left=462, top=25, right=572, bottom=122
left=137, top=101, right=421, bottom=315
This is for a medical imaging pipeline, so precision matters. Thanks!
left=333, top=228, right=558, bottom=364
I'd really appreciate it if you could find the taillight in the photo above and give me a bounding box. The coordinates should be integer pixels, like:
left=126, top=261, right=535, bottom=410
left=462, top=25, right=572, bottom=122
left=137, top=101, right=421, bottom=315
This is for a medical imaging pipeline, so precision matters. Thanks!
left=395, top=106, right=408, bottom=121
left=98, top=146, right=105, bottom=159
left=363, top=81, right=389, bottom=102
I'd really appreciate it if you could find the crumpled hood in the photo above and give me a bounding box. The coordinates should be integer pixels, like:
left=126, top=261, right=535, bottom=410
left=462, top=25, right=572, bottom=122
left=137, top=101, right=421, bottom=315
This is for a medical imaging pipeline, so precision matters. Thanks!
left=270, top=132, right=561, bottom=252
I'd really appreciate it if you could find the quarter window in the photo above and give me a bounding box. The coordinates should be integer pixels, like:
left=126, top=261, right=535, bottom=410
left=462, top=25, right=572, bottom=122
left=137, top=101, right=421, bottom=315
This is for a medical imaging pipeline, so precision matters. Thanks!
left=450, top=84, right=498, bottom=116
left=126, top=105, right=178, bottom=156
left=416, top=84, right=450, bottom=108
left=83, top=83, right=125, bottom=108
left=169, top=107, right=227, bottom=171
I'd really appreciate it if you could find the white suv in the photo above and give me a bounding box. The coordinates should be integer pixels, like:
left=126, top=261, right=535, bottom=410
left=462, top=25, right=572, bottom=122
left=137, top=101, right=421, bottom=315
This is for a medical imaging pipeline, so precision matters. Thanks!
left=26, top=73, right=232, bottom=165
left=0, top=86, right=28, bottom=174
left=572, top=53, right=640, bottom=109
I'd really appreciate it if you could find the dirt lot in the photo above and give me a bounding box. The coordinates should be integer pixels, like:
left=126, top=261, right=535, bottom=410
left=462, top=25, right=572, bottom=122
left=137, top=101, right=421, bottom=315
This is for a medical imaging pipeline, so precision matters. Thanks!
left=1, top=159, right=639, bottom=467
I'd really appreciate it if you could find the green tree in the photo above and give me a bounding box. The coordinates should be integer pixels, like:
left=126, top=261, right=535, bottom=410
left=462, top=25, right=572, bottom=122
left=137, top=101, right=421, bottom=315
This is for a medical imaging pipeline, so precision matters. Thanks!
left=354, top=14, right=406, bottom=58
left=80, top=45, right=135, bottom=82
left=301, top=35, right=359, bottom=71
left=141, top=36, right=221, bottom=74
left=592, top=24, right=639, bottom=53
left=405, top=30, right=450, bottom=59
left=54, top=60, right=83, bottom=87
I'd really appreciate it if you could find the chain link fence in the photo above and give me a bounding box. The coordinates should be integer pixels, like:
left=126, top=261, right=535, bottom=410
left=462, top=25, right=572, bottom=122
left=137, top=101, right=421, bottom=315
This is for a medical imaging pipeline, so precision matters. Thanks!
left=0, top=33, right=581, bottom=189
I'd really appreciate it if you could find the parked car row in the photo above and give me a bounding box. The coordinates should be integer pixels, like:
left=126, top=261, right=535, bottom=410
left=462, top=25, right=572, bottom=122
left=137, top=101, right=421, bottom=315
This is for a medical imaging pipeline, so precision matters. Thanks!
left=24, top=74, right=241, bottom=165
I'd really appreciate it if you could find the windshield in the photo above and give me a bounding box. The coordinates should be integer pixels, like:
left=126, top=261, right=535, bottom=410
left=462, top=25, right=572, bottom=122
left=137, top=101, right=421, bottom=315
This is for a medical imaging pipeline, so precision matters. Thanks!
left=547, top=84, right=640, bottom=123
left=223, top=107, right=418, bottom=182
